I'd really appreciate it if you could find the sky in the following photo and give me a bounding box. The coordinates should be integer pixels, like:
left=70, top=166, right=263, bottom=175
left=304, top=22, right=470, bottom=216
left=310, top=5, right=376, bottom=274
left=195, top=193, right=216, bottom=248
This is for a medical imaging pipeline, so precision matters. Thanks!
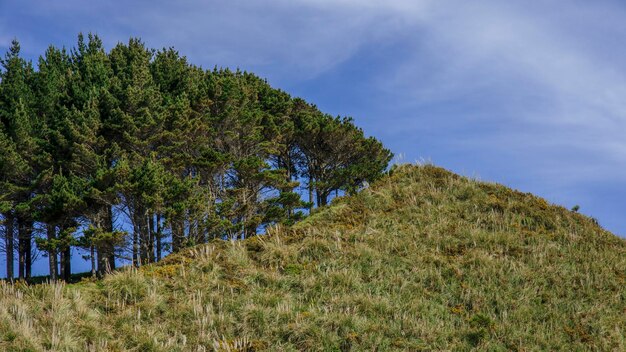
left=1, top=0, right=625, bottom=275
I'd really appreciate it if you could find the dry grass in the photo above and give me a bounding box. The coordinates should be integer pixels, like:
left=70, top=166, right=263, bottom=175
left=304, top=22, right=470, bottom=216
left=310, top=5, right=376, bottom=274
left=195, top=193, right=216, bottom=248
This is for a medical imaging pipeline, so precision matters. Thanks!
left=1, top=164, right=624, bottom=351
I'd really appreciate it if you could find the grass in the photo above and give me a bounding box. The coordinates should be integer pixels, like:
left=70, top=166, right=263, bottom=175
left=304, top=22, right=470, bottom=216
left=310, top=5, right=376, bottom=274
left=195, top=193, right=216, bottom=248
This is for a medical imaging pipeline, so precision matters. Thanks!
left=0, top=164, right=624, bottom=351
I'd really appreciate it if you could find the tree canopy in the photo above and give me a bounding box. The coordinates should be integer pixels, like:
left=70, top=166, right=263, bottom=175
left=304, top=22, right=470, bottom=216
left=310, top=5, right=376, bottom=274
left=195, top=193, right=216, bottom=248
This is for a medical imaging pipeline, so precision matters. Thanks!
left=0, top=34, right=392, bottom=280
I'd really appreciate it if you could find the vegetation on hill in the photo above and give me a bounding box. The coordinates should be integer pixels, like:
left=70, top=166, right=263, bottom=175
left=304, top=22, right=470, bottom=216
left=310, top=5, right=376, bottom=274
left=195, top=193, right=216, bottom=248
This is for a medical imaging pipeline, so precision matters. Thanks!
left=0, top=34, right=392, bottom=281
left=0, top=164, right=623, bottom=351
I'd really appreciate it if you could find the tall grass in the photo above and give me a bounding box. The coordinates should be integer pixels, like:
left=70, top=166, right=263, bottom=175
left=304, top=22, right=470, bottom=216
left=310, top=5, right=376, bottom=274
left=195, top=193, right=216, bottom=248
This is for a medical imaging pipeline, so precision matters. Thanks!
left=0, top=165, right=624, bottom=351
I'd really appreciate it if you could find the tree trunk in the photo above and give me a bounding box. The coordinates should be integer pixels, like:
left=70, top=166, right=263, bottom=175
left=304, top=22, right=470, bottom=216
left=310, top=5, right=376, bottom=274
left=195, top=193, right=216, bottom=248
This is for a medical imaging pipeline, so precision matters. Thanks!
left=95, top=215, right=106, bottom=277
left=139, top=211, right=150, bottom=266
left=188, top=217, right=198, bottom=244
left=133, top=227, right=139, bottom=267
left=17, top=218, right=24, bottom=280
left=59, top=247, right=65, bottom=281
left=308, top=176, right=315, bottom=210
left=97, top=206, right=116, bottom=275
left=24, top=221, right=32, bottom=279
left=318, top=191, right=329, bottom=207
left=286, top=160, right=293, bottom=218
left=90, top=244, right=96, bottom=278
left=148, top=213, right=155, bottom=263
left=106, top=205, right=115, bottom=271
left=156, top=213, right=162, bottom=261
left=47, top=223, right=57, bottom=281
left=62, top=246, right=71, bottom=282
left=132, top=208, right=140, bottom=267
left=172, top=219, right=184, bottom=253
left=133, top=206, right=151, bottom=266
left=96, top=244, right=105, bottom=277
left=17, top=216, right=31, bottom=280
left=4, top=212, right=14, bottom=280
left=58, top=226, right=72, bottom=283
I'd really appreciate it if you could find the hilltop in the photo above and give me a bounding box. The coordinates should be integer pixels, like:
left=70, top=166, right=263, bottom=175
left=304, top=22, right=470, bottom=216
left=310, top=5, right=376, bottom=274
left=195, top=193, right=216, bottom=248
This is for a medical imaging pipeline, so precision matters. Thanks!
left=1, top=164, right=624, bottom=351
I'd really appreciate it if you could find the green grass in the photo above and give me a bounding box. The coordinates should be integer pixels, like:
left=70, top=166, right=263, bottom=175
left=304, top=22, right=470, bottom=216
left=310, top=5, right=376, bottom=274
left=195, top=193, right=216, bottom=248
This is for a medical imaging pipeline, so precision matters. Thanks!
left=1, top=164, right=624, bottom=351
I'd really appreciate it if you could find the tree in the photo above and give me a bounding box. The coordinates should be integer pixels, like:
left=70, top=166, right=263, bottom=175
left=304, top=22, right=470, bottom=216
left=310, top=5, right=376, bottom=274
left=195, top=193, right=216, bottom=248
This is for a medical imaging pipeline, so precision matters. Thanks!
left=0, top=126, right=20, bottom=280
left=0, top=40, right=39, bottom=279
left=69, top=34, right=118, bottom=275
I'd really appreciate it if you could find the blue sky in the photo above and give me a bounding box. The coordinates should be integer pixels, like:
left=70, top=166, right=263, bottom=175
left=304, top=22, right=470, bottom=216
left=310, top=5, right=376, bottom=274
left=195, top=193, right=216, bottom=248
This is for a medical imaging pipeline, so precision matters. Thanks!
left=1, top=0, right=625, bottom=275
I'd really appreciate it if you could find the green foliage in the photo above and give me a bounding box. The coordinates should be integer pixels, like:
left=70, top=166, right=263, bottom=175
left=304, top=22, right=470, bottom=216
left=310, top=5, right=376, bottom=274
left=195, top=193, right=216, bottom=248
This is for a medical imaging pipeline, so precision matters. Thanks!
left=76, top=226, right=126, bottom=251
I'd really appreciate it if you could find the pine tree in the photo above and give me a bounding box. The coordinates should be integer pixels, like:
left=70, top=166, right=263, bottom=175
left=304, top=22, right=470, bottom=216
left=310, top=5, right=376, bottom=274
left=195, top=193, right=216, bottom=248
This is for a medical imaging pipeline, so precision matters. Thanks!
left=107, top=38, right=163, bottom=265
left=0, top=125, right=20, bottom=280
left=0, top=40, right=39, bottom=279
left=69, top=34, right=118, bottom=275
left=32, top=43, right=73, bottom=280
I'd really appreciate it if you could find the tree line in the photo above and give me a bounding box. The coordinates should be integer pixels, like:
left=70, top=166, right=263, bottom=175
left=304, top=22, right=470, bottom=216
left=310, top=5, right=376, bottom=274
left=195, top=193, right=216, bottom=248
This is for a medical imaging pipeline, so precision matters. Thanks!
left=0, top=34, right=392, bottom=281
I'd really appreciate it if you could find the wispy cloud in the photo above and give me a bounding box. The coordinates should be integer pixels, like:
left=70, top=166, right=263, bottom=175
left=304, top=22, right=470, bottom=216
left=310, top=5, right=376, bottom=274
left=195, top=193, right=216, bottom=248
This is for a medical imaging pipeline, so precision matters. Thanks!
left=2, top=0, right=425, bottom=77
left=343, top=0, right=626, bottom=184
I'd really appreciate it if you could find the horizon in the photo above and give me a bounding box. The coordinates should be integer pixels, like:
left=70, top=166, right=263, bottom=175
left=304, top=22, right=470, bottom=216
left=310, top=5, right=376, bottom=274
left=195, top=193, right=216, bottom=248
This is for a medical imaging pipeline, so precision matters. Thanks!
left=1, top=0, right=625, bottom=277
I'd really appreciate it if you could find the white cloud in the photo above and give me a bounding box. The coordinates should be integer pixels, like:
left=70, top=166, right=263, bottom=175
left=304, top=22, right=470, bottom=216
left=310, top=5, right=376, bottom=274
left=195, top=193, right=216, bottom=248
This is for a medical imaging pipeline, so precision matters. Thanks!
left=351, top=0, right=626, bottom=185
left=104, top=0, right=413, bottom=77
left=294, top=0, right=626, bottom=187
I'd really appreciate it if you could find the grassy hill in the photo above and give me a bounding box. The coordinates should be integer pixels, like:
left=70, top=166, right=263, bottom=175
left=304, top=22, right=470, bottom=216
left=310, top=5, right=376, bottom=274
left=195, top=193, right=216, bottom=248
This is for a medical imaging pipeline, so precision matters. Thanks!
left=1, top=164, right=624, bottom=351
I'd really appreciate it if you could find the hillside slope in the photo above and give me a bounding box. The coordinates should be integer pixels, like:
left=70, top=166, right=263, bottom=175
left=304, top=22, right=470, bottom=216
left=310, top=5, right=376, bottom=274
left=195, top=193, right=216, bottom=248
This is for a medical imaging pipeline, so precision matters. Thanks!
left=1, top=165, right=624, bottom=351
